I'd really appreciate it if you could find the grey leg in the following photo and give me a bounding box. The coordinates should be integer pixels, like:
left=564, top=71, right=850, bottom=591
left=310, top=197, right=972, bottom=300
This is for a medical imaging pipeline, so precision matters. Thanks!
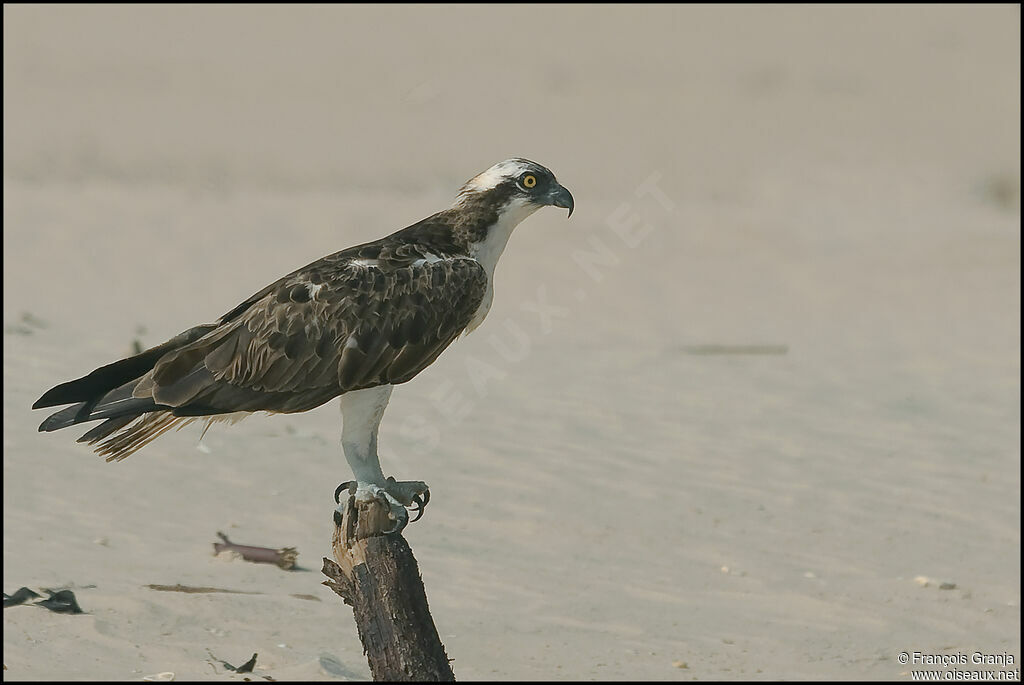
left=337, top=385, right=431, bottom=529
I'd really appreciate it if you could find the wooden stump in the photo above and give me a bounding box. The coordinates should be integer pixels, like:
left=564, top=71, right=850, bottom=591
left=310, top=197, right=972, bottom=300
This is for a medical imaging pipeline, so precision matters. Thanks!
left=322, top=493, right=455, bottom=682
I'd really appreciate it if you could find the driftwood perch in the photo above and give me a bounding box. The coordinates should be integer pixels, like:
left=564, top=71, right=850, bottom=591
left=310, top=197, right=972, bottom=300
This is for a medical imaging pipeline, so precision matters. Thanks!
left=322, top=493, right=455, bottom=682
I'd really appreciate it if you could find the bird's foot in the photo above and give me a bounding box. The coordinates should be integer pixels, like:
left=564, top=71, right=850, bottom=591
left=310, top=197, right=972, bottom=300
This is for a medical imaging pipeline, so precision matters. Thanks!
left=382, top=477, right=431, bottom=522
left=333, top=478, right=430, bottom=534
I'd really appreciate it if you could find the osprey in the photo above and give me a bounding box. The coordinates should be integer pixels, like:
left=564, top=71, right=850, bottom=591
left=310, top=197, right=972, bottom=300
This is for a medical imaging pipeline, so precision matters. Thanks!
left=33, top=158, right=573, bottom=527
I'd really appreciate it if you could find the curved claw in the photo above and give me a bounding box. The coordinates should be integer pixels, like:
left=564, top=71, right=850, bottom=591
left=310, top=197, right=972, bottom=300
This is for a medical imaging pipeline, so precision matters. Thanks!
left=334, top=481, right=356, bottom=504
left=410, top=495, right=425, bottom=523
left=409, top=488, right=431, bottom=523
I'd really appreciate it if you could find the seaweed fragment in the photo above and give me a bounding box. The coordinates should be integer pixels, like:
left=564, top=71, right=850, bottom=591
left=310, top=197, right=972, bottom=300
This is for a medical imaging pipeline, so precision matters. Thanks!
left=36, top=589, right=83, bottom=614
left=3, top=587, right=41, bottom=607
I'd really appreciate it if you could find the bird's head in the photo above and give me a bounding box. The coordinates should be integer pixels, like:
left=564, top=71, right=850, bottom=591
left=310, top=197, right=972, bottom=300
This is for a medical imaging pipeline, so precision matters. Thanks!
left=454, top=158, right=574, bottom=221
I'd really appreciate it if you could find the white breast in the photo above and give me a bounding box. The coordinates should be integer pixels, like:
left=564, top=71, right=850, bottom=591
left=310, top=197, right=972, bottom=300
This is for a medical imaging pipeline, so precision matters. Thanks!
left=464, top=197, right=539, bottom=333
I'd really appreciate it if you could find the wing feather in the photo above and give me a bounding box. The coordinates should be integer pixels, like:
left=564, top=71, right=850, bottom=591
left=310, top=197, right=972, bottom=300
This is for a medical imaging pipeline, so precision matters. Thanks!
left=129, top=252, right=486, bottom=415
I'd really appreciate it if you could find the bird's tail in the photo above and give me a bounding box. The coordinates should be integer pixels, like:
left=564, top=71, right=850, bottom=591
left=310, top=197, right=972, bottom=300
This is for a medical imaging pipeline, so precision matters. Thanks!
left=33, top=324, right=218, bottom=460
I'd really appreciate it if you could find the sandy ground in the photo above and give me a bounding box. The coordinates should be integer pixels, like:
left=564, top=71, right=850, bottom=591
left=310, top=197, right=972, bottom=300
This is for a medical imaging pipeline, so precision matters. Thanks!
left=3, top=5, right=1020, bottom=681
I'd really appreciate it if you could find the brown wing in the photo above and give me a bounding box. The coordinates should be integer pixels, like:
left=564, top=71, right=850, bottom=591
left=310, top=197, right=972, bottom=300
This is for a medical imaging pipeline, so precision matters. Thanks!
left=134, top=254, right=487, bottom=415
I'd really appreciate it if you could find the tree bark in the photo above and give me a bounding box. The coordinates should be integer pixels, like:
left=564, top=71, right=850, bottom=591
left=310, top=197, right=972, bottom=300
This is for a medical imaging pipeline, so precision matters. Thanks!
left=322, top=494, right=455, bottom=682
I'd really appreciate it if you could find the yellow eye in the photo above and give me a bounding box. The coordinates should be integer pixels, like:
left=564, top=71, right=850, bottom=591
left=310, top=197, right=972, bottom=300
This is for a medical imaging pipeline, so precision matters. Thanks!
left=522, top=174, right=537, bottom=189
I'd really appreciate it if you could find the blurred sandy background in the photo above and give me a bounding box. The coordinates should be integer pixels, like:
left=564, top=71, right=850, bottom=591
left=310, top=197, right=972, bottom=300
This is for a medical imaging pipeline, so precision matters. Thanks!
left=3, top=4, right=1020, bottom=681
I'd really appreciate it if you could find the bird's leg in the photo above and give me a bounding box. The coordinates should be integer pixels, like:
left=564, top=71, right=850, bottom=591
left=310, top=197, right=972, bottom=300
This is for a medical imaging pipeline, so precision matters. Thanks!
left=337, top=386, right=431, bottom=530
left=337, top=444, right=413, bottom=534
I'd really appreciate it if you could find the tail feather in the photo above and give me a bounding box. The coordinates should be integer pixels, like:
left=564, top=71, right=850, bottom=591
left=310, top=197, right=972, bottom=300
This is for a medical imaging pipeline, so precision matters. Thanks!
left=32, top=324, right=217, bottom=410
left=33, top=323, right=268, bottom=460
left=37, top=380, right=159, bottom=433
left=87, top=412, right=188, bottom=462
left=38, top=401, right=93, bottom=433
left=79, top=411, right=248, bottom=462
left=34, top=324, right=222, bottom=461
left=76, top=415, right=136, bottom=444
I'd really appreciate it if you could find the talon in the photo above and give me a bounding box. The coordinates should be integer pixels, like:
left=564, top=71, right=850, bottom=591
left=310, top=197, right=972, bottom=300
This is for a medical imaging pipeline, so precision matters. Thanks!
left=409, top=488, right=431, bottom=522
left=334, top=480, right=356, bottom=504
left=410, top=495, right=425, bottom=522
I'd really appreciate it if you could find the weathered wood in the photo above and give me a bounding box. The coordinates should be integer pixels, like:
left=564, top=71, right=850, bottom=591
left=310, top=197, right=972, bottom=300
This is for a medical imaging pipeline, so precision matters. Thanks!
left=322, top=494, right=455, bottom=682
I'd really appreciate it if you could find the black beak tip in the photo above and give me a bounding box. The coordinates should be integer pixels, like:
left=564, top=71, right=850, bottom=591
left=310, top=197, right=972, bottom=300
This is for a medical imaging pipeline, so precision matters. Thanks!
left=551, top=185, right=574, bottom=218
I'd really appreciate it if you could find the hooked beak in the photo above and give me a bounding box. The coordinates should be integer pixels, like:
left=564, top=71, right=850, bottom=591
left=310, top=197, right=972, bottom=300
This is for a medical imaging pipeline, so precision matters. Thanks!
left=547, top=183, right=574, bottom=218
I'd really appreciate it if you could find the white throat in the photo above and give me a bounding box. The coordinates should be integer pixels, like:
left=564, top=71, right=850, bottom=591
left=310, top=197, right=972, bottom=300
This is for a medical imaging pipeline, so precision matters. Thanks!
left=463, top=197, right=539, bottom=332
left=468, top=197, right=538, bottom=278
